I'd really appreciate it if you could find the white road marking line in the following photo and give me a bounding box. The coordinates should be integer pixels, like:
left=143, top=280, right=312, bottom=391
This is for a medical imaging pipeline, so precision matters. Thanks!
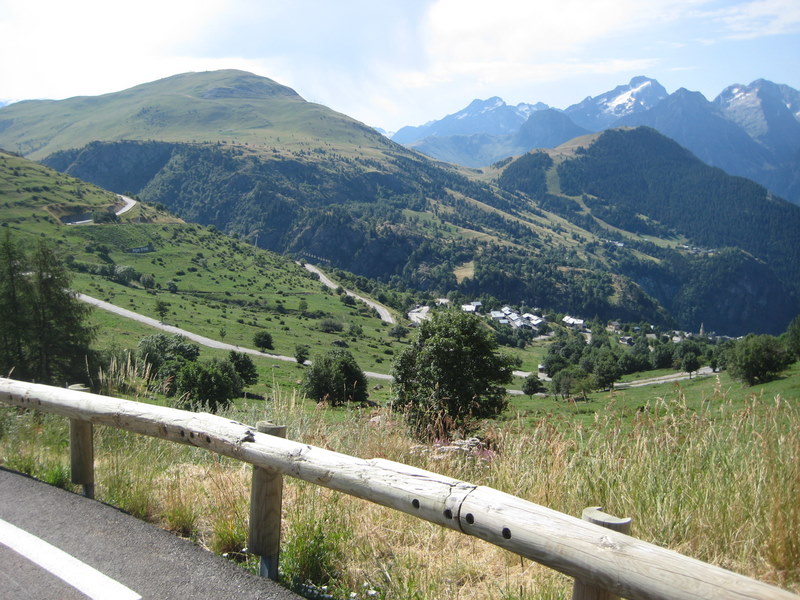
left=0, top=518, right=141, bottom=600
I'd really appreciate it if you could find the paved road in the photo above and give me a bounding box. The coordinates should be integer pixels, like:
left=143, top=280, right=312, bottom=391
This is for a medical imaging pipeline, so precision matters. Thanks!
left=66, top=195, right=138, bottom=225
left=616, top=366, right=714, bottom=388
left=0, top=468, right=300, bottom=600
left=115, top=194, right=137, bottom=216
left=77, top=293, right=393, bottom=381
left=303, top=263, right=395, bottom=324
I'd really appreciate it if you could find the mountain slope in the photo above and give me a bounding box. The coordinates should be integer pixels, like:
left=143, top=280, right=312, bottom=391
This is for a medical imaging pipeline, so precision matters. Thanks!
left=0, top=70, right=392, bottom=159
left=0, top=149, right=412, bottom=379
left=538, top=127, right=800, bottom=333
left=392, top=97, right=547, bottom=145
left=714, top=79, right=800, bottom=158
left=617, top=88, right=777, bottom=185
left=407, top=109, right=590, bottom=168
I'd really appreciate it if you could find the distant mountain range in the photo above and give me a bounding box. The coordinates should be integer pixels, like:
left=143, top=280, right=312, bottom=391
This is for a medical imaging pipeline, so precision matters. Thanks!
left=391, top=77, right=800, bottom=205
left=2, top=70, right=799, bottom=335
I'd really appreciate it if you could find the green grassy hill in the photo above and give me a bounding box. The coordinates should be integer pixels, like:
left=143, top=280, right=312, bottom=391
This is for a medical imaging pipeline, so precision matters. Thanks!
left=0, top=70, right=390, bottom=159
left=0, top=150, right=408, bottom=392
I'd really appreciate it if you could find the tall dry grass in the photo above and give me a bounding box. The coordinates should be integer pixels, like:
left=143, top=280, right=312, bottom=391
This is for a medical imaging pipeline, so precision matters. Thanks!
left=1, top=379, right=798, bottom=598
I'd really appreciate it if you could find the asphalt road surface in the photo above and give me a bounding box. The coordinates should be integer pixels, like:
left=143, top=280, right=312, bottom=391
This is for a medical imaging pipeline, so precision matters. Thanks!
left=0, top=467, right=300, bottom=600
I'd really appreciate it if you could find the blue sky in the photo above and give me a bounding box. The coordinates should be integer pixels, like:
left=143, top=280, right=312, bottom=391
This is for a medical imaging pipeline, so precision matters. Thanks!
left=1, top=0, right=798, bottom=131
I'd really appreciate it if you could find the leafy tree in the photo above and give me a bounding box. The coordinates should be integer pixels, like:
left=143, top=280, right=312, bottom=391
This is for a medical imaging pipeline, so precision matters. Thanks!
left=138, top=333, right=200, bottom=371
left=175, top=359, right=240, bottom=412
left=302, top=349, right=368, bottom=406
left=550, top=365, right=592, bottom=400
left=253, top=330, right=274, bottom=351
left=155, top=299, right=170, bottom=322
left=113, top=265, right=138, bottom=285
left=727, top=334, right=792, bottom=386
left=389, top=324, right=409, bottom=341
left=294, top=344, right=310, bottom=365
left=228, top=351, right=258, bottom=387
left=593, top=350, right=621, bottom=390
left=139, top=273, right=155, bottom=289
left=522, top=375, right=545, bottom=398
left=786, top=315, right=800, bottom=360
left=392, top=310, right=517, bottom=438
left=650, top=342, right=674, bottom=369
left=681, top=352, right=701, bottom=378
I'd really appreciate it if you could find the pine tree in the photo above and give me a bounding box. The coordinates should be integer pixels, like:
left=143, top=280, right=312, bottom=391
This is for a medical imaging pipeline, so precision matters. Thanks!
left=26, top=240, right=95, bottom=384
left=0, top=233, right=30, bottom=377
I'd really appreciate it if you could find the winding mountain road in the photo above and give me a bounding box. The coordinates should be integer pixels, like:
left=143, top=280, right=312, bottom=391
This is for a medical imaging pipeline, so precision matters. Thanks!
left=115, top=194, right=137, bottom=215
left=77, top=293, right=393, bottom=380
left=303, top=263, right=395, bottom=324
left=65, top=195, right=137, bottom=225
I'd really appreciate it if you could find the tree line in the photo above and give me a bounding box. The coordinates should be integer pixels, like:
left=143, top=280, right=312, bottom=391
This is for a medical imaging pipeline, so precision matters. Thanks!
left=0, top=233, right=95, bottom=385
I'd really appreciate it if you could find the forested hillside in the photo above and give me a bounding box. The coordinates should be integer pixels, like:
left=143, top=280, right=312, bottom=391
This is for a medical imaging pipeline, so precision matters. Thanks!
left=554, top=127, right=800, bottom=289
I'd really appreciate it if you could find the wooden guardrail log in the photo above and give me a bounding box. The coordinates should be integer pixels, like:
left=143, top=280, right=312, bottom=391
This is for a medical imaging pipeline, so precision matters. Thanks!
left=572, top=507, right=632, bottom=600
left=1, top=377, right=797, bottom=600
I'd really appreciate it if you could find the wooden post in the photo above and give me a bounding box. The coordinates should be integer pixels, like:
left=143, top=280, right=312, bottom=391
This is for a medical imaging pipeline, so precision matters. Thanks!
left=69, top=418, right=94, bottom=499
left=572, top=507, right=632, bottom=600
left=248, top=421, right=287, bottom=580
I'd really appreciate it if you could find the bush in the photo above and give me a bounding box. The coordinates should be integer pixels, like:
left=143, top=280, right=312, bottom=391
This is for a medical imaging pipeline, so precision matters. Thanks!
left=253, top=330, right=274, bottom=351
left=228, top=351, right=258, bottom=387
left=727, top=334, right=792, bottom=386
left=138, top=333, right=200, bottom=371
left=522, top=375, right=545, bottom=397
left=294, top=345, right=311, bottom=365
left=319, top=318, right=343, bottom=334
left=175, top=359, right=240, bottom=412
left=302, top=349, right=368, bottom=406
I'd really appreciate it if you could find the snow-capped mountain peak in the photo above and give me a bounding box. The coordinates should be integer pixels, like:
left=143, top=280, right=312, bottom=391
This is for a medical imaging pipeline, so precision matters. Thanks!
left=392, top=96, right=548, bottom=144
left=714, top=79, right=800, bottom=155
left=564, top=76, right=668, bottom=131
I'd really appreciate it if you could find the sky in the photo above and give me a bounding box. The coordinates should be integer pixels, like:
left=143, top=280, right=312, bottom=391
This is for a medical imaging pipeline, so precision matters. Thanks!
left=1, top=0, right=799, bottom=132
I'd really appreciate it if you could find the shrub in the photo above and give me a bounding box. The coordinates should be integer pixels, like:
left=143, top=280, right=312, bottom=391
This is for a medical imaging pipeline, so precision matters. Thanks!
left=253, top=330, right=274, bottom=351
left=302, top=349, right=368, bottom=406
left=728, top=334, right=792, bottom=385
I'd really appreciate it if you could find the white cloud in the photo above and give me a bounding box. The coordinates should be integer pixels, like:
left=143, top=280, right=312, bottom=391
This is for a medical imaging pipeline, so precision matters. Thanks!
left=414, top=0, right=701, bottom=86
left=0, top=0, right=225, bottom=99
left=702, top=0, right=800, bottom=39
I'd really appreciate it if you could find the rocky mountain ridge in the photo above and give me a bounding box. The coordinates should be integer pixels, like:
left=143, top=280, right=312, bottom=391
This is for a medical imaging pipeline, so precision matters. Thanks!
left=393, top=77, right=800, bottom=204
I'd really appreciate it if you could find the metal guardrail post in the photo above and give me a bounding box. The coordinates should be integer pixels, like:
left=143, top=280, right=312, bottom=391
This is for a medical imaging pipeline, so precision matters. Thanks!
left=248, top=421, right=287, bottom=580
